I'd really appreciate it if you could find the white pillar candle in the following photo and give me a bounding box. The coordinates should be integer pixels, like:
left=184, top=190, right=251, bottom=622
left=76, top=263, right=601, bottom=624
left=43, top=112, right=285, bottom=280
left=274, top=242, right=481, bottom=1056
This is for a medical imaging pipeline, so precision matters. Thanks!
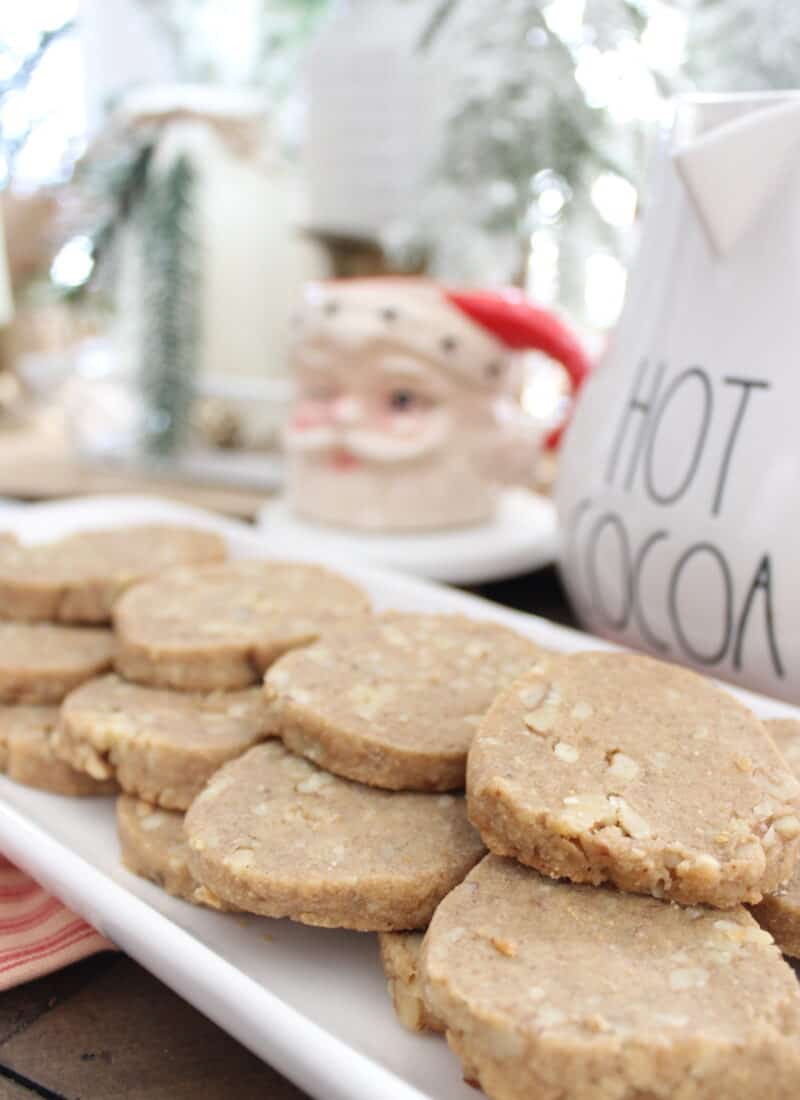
left=78, top=0, right=178, bottom=134
left=113, top=84, right=330, bottom=413
left=195, top=127, right=330, bottom=382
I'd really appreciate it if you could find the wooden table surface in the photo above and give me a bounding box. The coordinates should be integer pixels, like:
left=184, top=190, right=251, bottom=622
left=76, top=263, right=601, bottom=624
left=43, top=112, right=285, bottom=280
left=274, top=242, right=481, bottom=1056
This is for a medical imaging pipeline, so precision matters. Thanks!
left=0, top=453, right=577, bottom=1100
left=0, top=413, right=273, bottom=521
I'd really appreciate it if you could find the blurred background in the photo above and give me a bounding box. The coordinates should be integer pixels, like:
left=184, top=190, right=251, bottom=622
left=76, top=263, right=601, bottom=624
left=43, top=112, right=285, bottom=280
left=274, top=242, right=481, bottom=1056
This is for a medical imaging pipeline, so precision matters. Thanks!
left=0, top=0, right=796, bottom=500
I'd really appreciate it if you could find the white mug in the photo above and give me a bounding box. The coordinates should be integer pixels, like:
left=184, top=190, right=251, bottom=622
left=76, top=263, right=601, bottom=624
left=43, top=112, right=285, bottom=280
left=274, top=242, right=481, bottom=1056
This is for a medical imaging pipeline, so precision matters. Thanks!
left=556, top=91, right=800, bottom=703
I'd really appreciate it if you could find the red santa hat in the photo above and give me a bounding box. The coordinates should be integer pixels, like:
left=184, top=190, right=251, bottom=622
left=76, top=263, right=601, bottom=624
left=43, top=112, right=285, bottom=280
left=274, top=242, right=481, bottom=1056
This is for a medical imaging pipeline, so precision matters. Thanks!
left=444, top=287, right=590, bottom=391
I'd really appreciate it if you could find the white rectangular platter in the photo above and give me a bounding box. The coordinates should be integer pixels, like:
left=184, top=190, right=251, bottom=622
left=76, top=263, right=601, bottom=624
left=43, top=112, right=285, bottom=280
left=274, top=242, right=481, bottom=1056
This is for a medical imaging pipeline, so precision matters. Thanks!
left=0, top=495, right=798, bottom=1100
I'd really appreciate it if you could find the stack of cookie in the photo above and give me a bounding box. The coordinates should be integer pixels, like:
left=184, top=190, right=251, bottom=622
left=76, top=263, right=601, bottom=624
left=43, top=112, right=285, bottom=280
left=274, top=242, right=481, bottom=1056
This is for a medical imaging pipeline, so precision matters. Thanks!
left=0, top=620, right=115, bottom=794
left=0, top=525, right=225, bottom=794
left=105, top=601, right=540, bottom=924
left=50, top=557, right=373, bottom=892
left=179, top=613, right=543, bottom=929
left=417, top=651, right=800, bottom=1100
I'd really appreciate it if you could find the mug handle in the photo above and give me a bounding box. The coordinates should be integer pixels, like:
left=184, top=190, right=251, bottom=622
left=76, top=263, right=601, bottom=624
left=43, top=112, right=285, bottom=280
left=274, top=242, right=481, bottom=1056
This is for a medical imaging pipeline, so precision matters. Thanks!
left=443, top=288, right=591, bottom=448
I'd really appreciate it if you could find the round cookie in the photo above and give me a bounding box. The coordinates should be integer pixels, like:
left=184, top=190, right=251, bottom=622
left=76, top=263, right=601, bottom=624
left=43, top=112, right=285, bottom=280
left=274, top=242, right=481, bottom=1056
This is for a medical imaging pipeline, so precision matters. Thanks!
left=751, top=719, right=800, bottom=957
left=265, top=612, right=546, bottom=790
left=54, top=674, right=277, bottom=810
left=0, top=525, right=226, bottom=623
left=115, top=795, right=237, bottom=910
left=468, top=651, right=800, bottom=908
left=117, top=796, right=196, bottom=901
left=184, top=741, right=485, bottom=930
left=0, top=706, right=117, bottom=796
left=114, top=560, right=371, bottom=691
left=0, top=622, right=115, bottom=704
left=420, top=855, right=800, bottom=1100
left=378, top=932, right=444, bottom=1033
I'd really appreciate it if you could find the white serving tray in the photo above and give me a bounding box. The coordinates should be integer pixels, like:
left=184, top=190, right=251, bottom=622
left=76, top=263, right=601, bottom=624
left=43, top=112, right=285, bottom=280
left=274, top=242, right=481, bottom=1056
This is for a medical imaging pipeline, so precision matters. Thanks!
left=0, top=496, right=797, bottom=1100
left=259, top=488, right=558, bottom=584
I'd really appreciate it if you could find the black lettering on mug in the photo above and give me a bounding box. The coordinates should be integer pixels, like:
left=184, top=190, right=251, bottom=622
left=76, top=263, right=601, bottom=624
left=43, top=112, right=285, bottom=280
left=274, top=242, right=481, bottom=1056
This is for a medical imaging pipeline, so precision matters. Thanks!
left=668, top=541, right=732, bottom=666
left=644, top=367, right=713, bottom=506
left=712, top=377, right=771, bottom=515
left=605, top=359, right=666, bottom=489
left=733, top=555, right=785, bottom=678
left=585, top=512, right=632, bottom=630
left=566, top=499, right=788, bottom=686
left=631, top=529, right=670, bottom=654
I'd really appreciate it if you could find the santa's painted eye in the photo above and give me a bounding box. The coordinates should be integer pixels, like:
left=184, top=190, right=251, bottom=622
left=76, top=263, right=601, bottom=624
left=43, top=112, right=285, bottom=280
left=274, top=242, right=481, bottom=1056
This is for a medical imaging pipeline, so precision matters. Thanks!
left=388, top=390, right=417, bottom=412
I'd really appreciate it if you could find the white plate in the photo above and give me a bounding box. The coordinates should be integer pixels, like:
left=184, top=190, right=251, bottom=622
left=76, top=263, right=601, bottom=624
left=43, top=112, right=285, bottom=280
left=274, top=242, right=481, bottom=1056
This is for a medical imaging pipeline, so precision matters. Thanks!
left=0, top=495, right=797, bottom=1100
left=259, top=488, right=558, bottom=584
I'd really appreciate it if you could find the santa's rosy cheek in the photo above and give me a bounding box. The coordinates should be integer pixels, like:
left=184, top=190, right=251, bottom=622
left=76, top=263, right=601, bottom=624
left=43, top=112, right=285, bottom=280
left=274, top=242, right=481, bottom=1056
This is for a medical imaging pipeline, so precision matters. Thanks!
left=374, top=410, right=426, bottom=435
left=292, top=401, right=333, bottom=430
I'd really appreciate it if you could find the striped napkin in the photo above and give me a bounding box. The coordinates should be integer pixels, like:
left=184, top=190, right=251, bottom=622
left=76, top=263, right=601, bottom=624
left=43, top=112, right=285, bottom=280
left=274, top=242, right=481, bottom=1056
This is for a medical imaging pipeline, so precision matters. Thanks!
left=0, top=854, right=115, bottom=990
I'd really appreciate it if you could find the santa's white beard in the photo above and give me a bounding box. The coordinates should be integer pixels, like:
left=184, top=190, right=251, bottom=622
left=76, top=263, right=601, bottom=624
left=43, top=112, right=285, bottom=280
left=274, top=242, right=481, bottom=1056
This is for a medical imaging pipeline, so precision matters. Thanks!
left=284, top=413, right=450, bottom=465
left=287, top=445, right=497, bottom=531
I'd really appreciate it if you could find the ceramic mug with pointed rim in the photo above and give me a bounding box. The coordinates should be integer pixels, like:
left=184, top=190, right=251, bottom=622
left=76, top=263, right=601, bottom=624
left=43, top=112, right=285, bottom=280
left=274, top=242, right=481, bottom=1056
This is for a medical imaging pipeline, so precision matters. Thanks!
left=556, top=91, right=800, bottom=703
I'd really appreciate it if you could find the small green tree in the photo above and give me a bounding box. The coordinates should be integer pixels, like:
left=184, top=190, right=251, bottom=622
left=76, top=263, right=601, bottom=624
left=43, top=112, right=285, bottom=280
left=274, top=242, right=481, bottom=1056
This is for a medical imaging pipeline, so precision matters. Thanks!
left=139, top=153, right=198, bottom=456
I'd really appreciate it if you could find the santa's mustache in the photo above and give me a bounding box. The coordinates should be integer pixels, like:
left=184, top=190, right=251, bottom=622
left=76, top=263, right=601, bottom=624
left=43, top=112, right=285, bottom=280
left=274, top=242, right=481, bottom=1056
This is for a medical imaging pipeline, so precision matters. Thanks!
left=285, top=421, right=449, bottom=463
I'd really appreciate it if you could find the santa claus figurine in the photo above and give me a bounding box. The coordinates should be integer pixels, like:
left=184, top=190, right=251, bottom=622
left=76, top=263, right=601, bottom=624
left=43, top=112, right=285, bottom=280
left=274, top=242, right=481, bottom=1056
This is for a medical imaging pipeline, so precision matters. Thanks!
left=285, top=278, right=589, bottom=531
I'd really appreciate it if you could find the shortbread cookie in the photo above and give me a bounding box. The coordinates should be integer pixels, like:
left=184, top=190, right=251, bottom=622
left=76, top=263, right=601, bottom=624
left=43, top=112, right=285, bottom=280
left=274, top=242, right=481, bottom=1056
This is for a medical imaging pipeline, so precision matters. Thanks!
left=54, top=675, right=276, bottom=810
left=468, top=652, right=800, bottom=908
left=0, top=622, right=115, bottom=704
left=421, top=855, right=800, bottom=1100
left=266, top=613, right=545, bottom=790
left=114, top=560, right=371, bottom=691
left=379, top=932, right=444, bottom=1033
left=751, top=720, right=800, bottom=957
left=116, top=795, right=237, bottom=910
left=117, top=796, right=197, bottom=900
left=184, top=741, right=485, bottom=930
left=0, top=706, right=116, bottom=795
left=0, top=525, right=226, bottom=623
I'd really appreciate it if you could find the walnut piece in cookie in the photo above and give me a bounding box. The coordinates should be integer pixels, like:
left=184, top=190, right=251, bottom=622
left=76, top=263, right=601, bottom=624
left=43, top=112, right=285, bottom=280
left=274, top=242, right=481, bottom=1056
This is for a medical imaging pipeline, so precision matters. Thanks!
left=468, top=651, right=800, bottom=908
left=184, top=741, right=485, bottom=931
left=0, top=621, right=115, bottom=704
left=420, top=855, right=800, bottom=1100
left=0, top=525, right=226, bottom=623
left=114, top=559, right=371, bottom=691
left=265, top=612, right=548, bottom=790
left=54, top=674, right=277, bottom=810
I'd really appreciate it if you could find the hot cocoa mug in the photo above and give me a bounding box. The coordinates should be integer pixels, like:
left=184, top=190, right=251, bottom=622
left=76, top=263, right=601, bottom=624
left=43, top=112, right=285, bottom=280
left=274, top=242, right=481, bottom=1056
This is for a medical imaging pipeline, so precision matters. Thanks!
left=557, top=92, right=800, bottom=703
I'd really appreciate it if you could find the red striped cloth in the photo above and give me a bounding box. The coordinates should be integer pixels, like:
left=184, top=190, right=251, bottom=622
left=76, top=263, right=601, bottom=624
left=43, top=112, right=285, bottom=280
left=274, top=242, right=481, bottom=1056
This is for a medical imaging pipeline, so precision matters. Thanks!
left=0, top=855, right=115, bottom=989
